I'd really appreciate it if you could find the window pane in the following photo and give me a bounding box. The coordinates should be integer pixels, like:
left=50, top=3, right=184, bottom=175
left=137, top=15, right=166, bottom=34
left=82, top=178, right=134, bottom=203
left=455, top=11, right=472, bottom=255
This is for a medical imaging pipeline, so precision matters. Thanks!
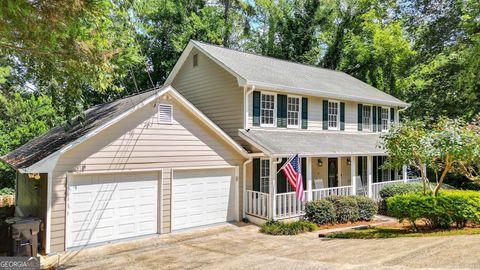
left=287, top=97, right=300, bottom=127
left=260, top=159, right=270, bottom=193
left=381, top=108, right=389, bottom=131
left=363, top=106, right=371, bottom=130
left=328, top=102, right=338, bottom=128
left=261, top=94, right=275, bottom=125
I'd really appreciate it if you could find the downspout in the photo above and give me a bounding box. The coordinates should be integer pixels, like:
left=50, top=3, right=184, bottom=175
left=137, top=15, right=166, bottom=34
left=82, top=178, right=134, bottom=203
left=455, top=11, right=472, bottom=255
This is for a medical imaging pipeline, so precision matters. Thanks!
left=242, top=157, right=252, bottom=220
left=244, top=85, right=255, bottom=130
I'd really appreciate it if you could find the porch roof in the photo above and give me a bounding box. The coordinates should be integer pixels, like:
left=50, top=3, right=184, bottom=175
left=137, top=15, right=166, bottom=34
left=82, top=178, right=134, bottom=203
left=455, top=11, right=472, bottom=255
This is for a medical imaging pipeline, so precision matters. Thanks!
left=238, top=129, right=386, bottom=157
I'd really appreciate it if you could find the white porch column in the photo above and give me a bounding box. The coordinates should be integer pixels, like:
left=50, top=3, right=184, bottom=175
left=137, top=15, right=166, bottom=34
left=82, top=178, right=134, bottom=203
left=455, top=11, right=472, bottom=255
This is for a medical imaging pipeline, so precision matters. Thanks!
left=367, top=156, right=373, bottom=198
left=423, top=164, right=427, bottom=179
left=402, top=165, right=408, bottom=183
left=351, top=156, right=356, bottom=195
left=306, top=157, right=313, bottom=201
left=268, top=157, right=277, bottom=220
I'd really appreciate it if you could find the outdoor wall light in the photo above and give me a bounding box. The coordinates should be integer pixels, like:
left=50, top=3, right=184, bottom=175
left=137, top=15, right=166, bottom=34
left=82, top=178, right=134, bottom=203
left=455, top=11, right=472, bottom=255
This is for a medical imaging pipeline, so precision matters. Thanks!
left=317, top=159, right=323, bottom=167
left=347, top=158, right=351, bottom=165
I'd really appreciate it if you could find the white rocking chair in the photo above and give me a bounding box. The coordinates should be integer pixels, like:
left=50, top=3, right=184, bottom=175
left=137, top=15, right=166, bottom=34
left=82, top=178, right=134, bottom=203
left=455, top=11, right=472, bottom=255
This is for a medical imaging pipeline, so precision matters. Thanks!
left=355, top=176, right=367, bottom=195
left=314, top=179, right=324, bottom=189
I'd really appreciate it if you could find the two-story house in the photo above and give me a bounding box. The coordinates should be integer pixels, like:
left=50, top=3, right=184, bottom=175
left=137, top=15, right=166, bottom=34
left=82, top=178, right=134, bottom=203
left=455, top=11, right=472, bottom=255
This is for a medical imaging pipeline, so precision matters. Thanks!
left=165, top=40, right=420, bottom=222
left=2, top=40, right=421, bottom=253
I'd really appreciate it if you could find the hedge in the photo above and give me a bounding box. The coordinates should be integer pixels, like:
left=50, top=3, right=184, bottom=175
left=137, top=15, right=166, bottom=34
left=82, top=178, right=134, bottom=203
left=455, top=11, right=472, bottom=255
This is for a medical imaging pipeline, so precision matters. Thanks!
left=304, top=199, right=336, bottom=224
left=387, top=190, right=480, bottom=230
left=260, top=220, right=318, bottom=235
left=305, top=195, right=377, bottom=224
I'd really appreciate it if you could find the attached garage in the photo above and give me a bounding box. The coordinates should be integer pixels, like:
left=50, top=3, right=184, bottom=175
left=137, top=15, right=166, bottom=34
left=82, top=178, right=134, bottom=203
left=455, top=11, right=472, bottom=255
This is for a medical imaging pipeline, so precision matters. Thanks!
left=66, top=172, right=159, bottom=248
left=2, top=86, right=248, bottom=253
left=172, top=168, right=236, bottom=231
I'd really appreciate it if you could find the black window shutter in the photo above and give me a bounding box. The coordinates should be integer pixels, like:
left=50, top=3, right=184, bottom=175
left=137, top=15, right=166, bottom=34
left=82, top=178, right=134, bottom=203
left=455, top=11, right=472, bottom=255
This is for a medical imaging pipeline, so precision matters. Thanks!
left=373, top=156, right=378, bottom=183
left=277, top=94, right=287, bottom=127
left=322, top=100, right=328, bottom=130
left=357, top=156, right=362, bottom=177
left=378, top=156, right=384, bottom=182
left=253, top=158, right=260, bottom=192
left=377, top=106, right=382, bottom=132
left=357, top=104, right=363, bottom=131
left=277, top=158, right=287, bottom=193
left=301, top=157, right=307, bottom=189
left=253, top=91, right=261, bottom=126
left=372, top=106, right=377, bottom=132
left=340, top=102, right=345, bottom=131
left=391, top=167, right=395, bottom=181
left=390, top=107, right=395, bottom=124
left=302, top=97, right=308, bottom=129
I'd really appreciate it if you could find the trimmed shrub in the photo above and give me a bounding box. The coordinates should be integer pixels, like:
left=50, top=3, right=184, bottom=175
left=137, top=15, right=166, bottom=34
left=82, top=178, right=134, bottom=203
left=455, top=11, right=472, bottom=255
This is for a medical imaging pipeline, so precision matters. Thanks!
left=260, top=220, right=317, bottom=235
left=379, top=183, right=424, bottom=201
left=377, top=182, right=457, bottom=215
left=326, top=196, right=360, bottom=223
left=387, top=190, right=480, bottom=230
left=305, top=199, right=336, bottom=224
left=354, top=196, right=378, bottom=221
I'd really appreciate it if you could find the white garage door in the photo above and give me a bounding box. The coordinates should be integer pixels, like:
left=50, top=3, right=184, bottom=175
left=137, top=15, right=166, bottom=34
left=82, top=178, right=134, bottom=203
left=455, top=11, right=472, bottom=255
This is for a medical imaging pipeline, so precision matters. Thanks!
left=67, top=172, right=158, bottom=248
left=172, top=168, right=236, bottom=230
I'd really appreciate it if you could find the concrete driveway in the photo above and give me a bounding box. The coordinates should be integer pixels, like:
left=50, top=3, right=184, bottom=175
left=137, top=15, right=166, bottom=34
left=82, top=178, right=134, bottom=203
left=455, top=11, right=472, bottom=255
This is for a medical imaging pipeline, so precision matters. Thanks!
left=51, top=223, right=480, bottom=269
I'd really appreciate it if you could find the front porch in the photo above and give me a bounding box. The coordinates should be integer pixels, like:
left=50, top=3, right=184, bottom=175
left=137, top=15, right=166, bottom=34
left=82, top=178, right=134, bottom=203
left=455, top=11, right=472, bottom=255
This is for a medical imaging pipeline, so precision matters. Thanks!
left=244, top=156, right=422, bottom=221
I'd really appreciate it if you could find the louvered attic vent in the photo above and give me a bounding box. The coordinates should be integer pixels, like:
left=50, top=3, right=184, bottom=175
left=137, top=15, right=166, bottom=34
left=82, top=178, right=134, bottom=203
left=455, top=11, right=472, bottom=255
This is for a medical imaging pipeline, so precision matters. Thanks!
left=158, top=104, right=173, bottom=124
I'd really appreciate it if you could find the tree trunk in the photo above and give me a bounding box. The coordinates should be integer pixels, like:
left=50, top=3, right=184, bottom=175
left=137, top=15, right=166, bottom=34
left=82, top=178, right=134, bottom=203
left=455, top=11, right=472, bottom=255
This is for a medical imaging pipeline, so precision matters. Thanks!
left=433, top=160, right=451, bottom=196
left=223, top=0, right=231, bottom=47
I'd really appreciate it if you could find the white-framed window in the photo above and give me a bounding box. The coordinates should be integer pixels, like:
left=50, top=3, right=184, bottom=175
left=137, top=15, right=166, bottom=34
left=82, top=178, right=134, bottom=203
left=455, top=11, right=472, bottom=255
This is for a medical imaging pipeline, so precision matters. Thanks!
left=287, top=96, right=300, bottom=128
left=158, top=104, right=173, bottom=124
left=260, top=159, right=270, bottom=193
left=381, top=107, right=390, bottom=131
left=362, top=105, right=372, bottom=131
left=328, top=101, right=339, bottom=130
left=260, top=92, right=275, bottom=127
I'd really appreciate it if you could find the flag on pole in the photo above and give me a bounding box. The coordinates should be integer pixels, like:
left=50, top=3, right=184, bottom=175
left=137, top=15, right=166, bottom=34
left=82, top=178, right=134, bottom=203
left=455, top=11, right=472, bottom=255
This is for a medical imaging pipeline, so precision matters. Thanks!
left=280, top=154, right=305, bottom=202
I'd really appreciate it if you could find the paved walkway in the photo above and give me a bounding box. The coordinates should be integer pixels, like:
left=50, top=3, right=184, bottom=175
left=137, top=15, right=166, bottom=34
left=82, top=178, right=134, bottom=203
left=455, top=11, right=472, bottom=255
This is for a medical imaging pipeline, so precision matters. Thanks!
left=48, top=223, right=480, bottom=269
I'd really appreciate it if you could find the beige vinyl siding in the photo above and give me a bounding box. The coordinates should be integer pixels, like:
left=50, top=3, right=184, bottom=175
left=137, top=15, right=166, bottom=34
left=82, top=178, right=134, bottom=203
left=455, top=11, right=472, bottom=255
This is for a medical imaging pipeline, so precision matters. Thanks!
left=171, top=48, right=244, bottom=144
left=49, top=95, right=244, bottom=252
left=246, top=89, right=399, bottom=133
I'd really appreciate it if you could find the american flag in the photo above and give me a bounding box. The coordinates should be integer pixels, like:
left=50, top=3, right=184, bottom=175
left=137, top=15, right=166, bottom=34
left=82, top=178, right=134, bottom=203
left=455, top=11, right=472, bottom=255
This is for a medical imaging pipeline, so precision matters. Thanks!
left=281, top=154, right=305, bottom=202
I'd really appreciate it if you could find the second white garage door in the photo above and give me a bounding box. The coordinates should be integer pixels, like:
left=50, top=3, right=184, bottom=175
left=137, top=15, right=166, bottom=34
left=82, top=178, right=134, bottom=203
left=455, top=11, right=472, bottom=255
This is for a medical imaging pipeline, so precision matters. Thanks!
left=172, top=168, right=236, bottom=230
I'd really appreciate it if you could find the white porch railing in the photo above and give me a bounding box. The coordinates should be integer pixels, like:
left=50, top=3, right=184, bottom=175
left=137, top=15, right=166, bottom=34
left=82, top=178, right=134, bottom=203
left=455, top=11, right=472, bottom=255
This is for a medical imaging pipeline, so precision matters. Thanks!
left=312, top=186, right=353, bottom=200
left=275, top=191, right=308, bottom=219
left=245, top=190, right=269, bottom=219
left=406, top=177, right=422, bottom=183
left=371, top=180, right=405, bottom=201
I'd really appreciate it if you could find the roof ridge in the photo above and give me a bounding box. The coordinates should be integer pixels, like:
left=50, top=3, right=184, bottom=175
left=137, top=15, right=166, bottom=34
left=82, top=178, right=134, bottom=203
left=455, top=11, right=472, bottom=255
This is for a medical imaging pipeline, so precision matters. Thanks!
left=191, top=40, right=344, bottom=75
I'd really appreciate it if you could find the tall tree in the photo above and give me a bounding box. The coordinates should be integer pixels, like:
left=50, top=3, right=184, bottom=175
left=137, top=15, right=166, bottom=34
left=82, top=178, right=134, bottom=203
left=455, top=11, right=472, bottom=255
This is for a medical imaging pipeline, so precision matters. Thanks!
left=0, top=0, right=143, bottom=120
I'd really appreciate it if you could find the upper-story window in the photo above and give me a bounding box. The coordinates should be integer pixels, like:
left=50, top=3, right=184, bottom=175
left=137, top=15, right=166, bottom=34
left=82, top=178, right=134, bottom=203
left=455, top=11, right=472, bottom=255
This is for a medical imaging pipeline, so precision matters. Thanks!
left=362, top=105, right=372, bottom=131
left=328, top=101, right=339, bottom=130
left=287, top=96, right=300, bottom=128
left=261, top=93, right=275, bottom=127
left=381, top=107, right=390, bottom=131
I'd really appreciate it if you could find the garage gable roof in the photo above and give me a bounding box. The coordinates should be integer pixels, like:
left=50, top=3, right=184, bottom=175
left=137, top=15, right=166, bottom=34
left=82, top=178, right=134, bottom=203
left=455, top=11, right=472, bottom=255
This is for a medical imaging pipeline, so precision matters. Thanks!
left=1, top=85, right=248, bottom=172
left=165, top=40, right=409, bottom=107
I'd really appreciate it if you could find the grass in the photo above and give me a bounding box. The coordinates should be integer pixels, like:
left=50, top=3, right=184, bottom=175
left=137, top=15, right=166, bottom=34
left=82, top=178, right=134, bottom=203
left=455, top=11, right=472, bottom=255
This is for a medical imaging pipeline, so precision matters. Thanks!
left=260, top=220, right=318, bottom=235
left=326, top=227, right=480, bottom=239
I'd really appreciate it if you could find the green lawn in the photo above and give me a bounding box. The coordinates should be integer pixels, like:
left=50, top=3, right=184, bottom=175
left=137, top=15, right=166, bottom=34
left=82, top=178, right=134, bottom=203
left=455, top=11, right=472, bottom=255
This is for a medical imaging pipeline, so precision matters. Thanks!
left=326, top=227, right=480, bottom=239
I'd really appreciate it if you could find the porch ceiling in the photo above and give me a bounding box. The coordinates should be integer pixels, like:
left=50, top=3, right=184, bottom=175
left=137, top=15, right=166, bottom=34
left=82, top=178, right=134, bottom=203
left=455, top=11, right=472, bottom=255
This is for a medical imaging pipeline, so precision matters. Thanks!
left=239, top=129, right=386, bottom=157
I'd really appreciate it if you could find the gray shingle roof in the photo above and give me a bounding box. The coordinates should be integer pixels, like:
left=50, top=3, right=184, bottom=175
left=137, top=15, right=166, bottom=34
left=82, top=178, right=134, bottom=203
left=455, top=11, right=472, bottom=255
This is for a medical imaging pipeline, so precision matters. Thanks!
left=1, top=87, right=163, bottom=169
left=192, top=40, right=408, bottom=107
left=239, top=129, right=386, bottom=156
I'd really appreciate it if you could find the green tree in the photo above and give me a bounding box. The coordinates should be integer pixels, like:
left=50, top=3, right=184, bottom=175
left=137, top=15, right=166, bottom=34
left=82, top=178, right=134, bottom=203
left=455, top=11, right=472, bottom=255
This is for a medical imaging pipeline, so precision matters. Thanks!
left=382, top=118, right=480, bottom=196
left=0, top=93, right=62, bottom=188
left=0, top=0, right=144, bottom=119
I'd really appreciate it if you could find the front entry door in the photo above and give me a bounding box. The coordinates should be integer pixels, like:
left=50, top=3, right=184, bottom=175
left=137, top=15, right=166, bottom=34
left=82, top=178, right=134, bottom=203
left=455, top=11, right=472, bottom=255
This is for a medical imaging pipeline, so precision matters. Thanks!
left=328, top=158, right=338, bottom=187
